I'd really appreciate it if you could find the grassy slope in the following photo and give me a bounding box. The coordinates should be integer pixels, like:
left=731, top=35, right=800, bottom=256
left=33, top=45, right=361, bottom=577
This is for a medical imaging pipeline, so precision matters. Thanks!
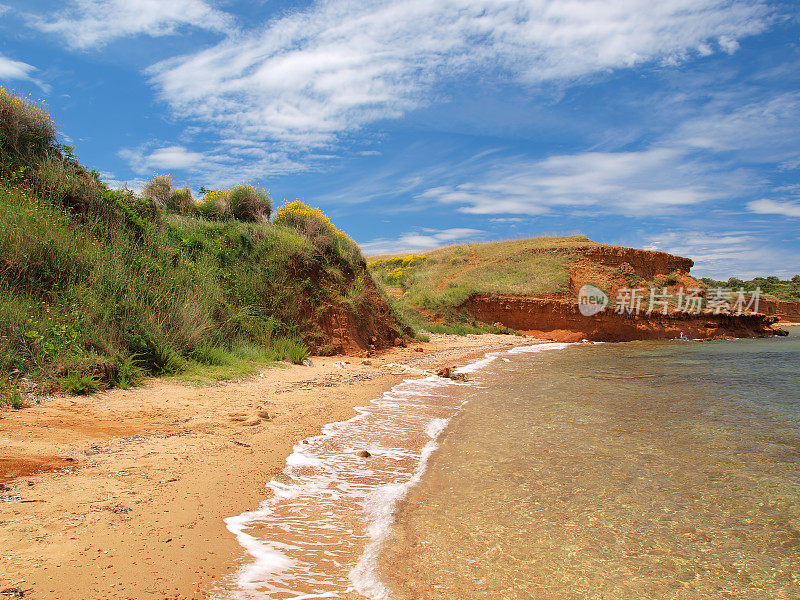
left=368, top=235, right=596, bottom=333
left=1, top=180, right=371, bottom=395
left=0, top=88, right=384, bottom=400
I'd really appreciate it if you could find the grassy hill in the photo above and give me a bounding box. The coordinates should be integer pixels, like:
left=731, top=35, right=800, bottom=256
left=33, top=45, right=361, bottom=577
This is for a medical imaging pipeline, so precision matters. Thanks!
left=0, top=88, right=403, bottom=403
left=367, top=236, right=700, bottom=332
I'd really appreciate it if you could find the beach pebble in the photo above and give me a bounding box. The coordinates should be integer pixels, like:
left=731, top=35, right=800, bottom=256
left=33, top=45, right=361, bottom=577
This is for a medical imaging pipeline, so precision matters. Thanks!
left=271, top=474, right=295, bottom=485
left=357, top=450, right=372, bottom=458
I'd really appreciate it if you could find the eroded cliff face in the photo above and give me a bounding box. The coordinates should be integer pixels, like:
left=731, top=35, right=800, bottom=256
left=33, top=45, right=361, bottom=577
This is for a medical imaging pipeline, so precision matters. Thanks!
left=575, top=245, right=694, bottom=280
left=296, top=262, right=410, bottom=355
left=310, top=273, right=410, bottom=355
left=462, top=295, right=787, bottom=342
left=759, top=299, right=800, bottom=323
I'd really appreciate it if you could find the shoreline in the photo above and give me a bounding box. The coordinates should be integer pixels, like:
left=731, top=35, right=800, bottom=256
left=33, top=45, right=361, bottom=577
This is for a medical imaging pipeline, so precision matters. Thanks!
left=0, top=333, right=524, bottom=600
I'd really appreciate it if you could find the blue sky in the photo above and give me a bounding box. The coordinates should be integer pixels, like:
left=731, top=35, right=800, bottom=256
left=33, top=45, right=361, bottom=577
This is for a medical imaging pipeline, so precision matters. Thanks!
left=1, top=0, right=799, bottom=278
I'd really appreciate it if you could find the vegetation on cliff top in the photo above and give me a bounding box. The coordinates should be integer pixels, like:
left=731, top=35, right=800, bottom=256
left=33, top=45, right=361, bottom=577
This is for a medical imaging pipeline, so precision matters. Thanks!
left=700, top=275, right=800, bottom=302
left=368, top=236, right=592, bottom=333
left=0, top=88, right=385, bottom=402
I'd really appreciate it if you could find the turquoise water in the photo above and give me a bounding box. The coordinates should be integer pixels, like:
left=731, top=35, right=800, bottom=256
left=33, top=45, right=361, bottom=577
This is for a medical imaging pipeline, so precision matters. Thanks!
left=380, top=328, right=800, bottom=599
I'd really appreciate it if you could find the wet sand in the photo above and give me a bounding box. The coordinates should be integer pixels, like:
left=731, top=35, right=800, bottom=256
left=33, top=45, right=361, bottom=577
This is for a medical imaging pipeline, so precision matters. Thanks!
left=0, top=333, right=523, bottom=599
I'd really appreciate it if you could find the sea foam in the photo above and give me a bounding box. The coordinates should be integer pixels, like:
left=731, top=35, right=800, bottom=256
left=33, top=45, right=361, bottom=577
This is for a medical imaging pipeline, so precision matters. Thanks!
left=222, top=343, right=573, bottom=599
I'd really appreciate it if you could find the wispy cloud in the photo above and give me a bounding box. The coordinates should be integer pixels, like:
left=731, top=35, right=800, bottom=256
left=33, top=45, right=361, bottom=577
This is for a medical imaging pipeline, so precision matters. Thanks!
left=0, top=53, right=36, bottom=81
left=747, top=198, right=800, bottom=218
left=28, top=0, right=234, bottom=50
left=0, top=52, right=49, bottom=90
left=118, top=141, right=309, bottom=185
left=147, top=0, right=769, bottom=158
left=361, top=227, right=483, bottom=255
left=419, top=147, right=736, bottom=217
left=671, top=91, right=800, bottom=166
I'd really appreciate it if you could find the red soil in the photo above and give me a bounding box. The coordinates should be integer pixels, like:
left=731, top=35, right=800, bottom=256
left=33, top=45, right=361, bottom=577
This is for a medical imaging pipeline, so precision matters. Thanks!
left=463, top=295, right=787, bottom=342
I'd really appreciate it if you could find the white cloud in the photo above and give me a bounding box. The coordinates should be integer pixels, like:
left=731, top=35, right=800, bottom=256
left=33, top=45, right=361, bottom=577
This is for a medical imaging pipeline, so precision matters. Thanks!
left=644, top=231, right=800, bottom=279
left=672, top=91, right=800, bottom=166
left=118, top=141, right=308, bottom=185
left=119, top=144, right=205, bottom=173
left=0, top=53, right=36, bottom=81
left=0, top=52, right=50, bottom=91
left=147, top=0, right=768, bottom=154
left=29, top=0, right=234, bottom=50
left=361, top=227, right=483, bottom=254
left=747, top=198, right=800, bottom=218
left=419, top=147, right=731, bottom=217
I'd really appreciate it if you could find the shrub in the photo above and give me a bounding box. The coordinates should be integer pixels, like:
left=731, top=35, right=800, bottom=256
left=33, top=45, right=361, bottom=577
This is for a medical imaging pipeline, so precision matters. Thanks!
left=166, top=186, right=196, bottom=215
left=30, top=154, right=108, bottom=218
left=57, top=370, right=104, bottom=395
left=230, top=185, right=271, bottom=223
left=274, top=200, right=362, bottom=262
left=0, top=376, right=26, bottom=409
left=143, top=174, right=173, bottom=207
left=0, top=87, right=56, bottom=167
left=114, top=355, right=144, bottom=389
left=199, top=189, right=232, bottom=221
left=286, top=339, right=310, bottom=365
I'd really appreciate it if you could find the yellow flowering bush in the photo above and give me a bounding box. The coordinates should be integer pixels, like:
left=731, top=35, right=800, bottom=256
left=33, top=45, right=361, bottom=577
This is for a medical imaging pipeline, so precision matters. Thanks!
left=275, top=200, right=361, bottom=261
left=368, top=255, right=429, bottom=289
left=0, top=86, right=57, bottom=165
left=199, top=189, right=233, bottom=221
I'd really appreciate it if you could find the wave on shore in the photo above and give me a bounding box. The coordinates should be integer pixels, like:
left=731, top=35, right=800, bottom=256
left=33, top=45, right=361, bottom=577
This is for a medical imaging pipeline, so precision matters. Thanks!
left=222, top=343, right=571, bottom=599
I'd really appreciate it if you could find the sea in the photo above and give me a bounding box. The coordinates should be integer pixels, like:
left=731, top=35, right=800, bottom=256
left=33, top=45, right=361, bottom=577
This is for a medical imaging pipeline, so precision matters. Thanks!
left=221, top=326, right=800, bottom=600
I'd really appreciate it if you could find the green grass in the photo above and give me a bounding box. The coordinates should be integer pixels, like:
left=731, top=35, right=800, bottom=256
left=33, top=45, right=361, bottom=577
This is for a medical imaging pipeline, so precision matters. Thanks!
left=56, top=371, right=104, bottom=395
left=368, top=237, right=590, bottom=335
left=0, top=88, right=380, bottom=394
left=0, top=376, right=26, bottom=409
left=369, top=236, right=587, bottom=309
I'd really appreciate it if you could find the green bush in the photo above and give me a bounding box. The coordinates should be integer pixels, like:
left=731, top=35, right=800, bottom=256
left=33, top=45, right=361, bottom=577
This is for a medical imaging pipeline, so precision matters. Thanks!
left=199, top=190, right=232, bottom=221
left=143, top=174, right=173, bottom=207
left=166, top=186, right=196, bottom=215
left=271, top=336, right=309, bottom=364
left=0, top=376, right=26, bottom=409
left=230, top=185, right=271, bottom=223
left=57, top=371, right=104, bottom=395
left=114, top=355, right=145, bottom=389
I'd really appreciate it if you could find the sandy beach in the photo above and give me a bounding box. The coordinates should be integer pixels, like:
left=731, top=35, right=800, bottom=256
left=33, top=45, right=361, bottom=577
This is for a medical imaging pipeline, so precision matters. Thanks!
left=0, top=333, right=523, bottom=600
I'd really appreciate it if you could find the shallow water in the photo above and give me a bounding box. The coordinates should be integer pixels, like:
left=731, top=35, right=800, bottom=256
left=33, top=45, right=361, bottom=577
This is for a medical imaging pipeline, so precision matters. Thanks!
left=222, top=330, right=800, bottom=599
left=380, top=329, right=800, bottom=599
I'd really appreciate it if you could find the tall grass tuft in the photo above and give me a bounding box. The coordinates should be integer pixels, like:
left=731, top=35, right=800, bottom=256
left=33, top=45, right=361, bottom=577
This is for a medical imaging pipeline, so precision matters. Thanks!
left=0, top=86, right=56, bottom=167
left=166, top=186, right=196, bottom=215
